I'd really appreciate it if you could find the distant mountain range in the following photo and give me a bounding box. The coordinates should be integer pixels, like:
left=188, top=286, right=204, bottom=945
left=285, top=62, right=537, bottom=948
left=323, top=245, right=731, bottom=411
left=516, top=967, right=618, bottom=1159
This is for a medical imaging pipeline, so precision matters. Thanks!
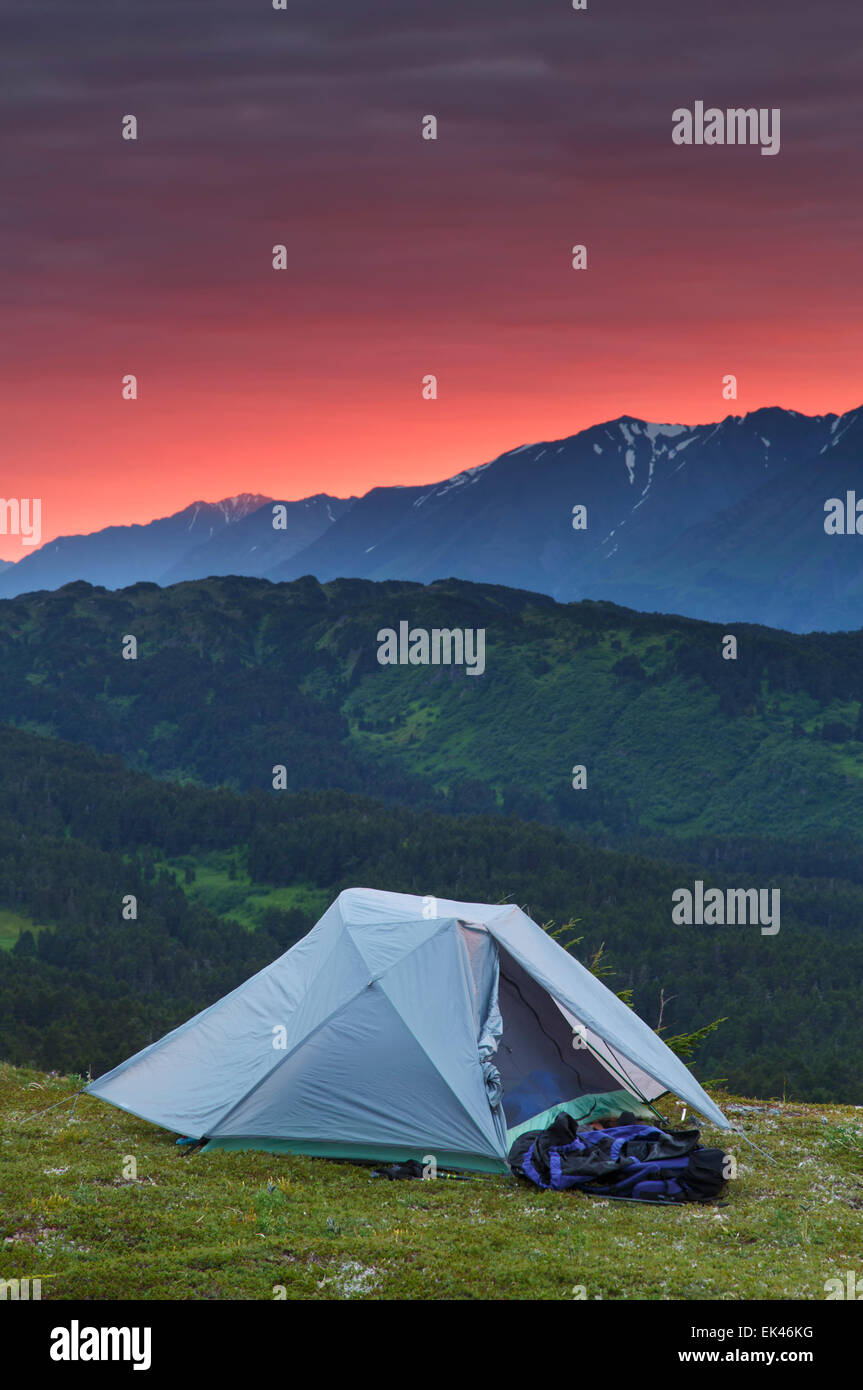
left=3, top=404, right=862, bottom=631
left=0, top=493, right=355, bottom=597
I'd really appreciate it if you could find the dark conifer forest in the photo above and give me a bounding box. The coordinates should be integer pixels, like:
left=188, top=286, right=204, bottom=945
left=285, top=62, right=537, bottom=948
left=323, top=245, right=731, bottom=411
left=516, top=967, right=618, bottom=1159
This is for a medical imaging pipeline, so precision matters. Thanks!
left=1, top=576, right=862, bottom=1102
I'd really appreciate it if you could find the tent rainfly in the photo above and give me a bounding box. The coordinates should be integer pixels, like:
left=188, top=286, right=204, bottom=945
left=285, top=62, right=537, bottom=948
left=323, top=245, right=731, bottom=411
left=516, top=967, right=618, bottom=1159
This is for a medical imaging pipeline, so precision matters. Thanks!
left=86, top=888, right=730, bottom=1172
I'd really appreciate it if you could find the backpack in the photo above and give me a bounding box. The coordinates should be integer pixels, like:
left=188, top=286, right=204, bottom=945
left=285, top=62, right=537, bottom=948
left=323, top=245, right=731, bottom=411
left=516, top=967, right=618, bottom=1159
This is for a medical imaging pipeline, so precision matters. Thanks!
left=509, top=1117, right=729, bottom=1204
left=581, top=1145, right=729, bottom=1203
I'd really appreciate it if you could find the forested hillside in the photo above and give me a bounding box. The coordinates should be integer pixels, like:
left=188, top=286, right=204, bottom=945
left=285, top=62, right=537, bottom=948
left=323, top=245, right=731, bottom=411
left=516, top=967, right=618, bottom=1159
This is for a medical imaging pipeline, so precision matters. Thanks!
left=3, top=576, right=863, bottom=840
left=1, top=727, right=861, bottom=1103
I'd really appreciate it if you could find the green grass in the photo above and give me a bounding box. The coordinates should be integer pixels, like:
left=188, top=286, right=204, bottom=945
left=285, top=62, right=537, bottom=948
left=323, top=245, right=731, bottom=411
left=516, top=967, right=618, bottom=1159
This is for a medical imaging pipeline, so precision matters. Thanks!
left=0, top=909, right=44, bottom=953
left=2, top=1064, right=861, bottom=1300
left=167, top=853, right=329, bottom=929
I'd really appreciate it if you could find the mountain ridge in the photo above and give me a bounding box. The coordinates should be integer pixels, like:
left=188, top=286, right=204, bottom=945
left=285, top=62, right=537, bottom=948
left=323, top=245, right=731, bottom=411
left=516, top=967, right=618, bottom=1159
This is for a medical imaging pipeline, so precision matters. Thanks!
left=2, top=403, right=861, bottom=630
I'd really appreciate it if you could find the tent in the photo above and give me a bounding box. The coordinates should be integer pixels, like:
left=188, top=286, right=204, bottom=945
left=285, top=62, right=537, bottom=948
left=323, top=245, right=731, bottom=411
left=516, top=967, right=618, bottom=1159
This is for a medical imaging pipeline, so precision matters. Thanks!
left=86, top=888, right=730, bottom=1172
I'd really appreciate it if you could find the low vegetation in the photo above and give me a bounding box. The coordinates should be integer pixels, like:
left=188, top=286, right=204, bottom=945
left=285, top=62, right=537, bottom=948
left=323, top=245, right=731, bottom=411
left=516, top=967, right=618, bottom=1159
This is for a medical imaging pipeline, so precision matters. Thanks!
left=2, top=1065, right=861, bottom=1301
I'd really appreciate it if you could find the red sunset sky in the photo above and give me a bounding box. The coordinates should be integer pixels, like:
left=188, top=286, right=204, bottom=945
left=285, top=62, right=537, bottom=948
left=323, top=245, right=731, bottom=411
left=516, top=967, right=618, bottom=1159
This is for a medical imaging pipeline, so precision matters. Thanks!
left=1, top=0, right=861, bottom=558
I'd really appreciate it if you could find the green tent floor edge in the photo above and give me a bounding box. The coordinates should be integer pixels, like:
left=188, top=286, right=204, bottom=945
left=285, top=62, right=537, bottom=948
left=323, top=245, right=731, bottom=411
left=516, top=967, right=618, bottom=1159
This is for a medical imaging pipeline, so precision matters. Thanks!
left=200, top=1136, right=509, bottom=1174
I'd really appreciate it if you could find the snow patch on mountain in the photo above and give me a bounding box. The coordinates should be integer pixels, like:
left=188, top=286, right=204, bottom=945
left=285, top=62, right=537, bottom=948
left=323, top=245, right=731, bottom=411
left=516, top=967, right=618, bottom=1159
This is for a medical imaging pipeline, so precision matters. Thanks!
left=215, top=494, right=272, bottom=523
left=668, top=435, right=698, bottom=460
left=644, top=423, right=687, bottom=441
left=413, top=461, right=491, bottom=508
left=822, top=409, right=860, bottom=452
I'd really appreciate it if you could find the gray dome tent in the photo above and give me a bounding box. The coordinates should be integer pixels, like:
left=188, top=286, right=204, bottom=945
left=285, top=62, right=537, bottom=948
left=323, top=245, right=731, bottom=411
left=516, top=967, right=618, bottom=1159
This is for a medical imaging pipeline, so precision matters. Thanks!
left=87, top=888, right=729, bottom=1172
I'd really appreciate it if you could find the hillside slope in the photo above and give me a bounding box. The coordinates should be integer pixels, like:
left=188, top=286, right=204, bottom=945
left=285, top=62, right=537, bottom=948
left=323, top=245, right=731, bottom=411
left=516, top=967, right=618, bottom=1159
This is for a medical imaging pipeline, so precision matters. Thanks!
left=2, top=575, right=863, bottom=841
left=1, top=725, right=862, bottom=1103
left=2, top=1065, right=860, bottom=1300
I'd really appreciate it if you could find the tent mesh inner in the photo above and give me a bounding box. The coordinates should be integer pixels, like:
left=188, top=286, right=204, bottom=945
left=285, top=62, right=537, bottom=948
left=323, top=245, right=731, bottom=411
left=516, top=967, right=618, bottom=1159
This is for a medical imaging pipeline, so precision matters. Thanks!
left=495, top=948, right=626, bottom=1128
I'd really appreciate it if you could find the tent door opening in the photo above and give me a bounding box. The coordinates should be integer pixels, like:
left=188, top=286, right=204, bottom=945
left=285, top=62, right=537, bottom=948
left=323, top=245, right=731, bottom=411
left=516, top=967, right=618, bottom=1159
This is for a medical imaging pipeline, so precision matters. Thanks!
left=494, top=947, right=654, bottom=1137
